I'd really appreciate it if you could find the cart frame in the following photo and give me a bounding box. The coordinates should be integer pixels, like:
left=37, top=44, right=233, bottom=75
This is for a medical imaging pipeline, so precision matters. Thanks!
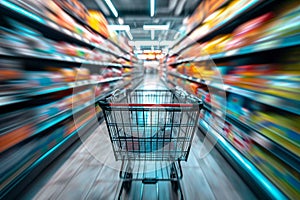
left=99, top=89, right=202, bottom=199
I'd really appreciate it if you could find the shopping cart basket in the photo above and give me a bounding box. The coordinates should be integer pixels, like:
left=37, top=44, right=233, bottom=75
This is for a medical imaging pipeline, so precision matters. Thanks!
left=99, top=89, right=202, bottom=199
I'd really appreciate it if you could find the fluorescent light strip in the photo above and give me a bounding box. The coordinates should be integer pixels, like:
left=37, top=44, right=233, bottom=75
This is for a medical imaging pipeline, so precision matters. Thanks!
left=94, top=0, right=110, bottom=15
left=150, top=0, right=155, bottom=17
left=128, top=40, right=174, bottom=47
left=134, top=50, right=143, bottom=54
left=134, top=41, right=159, bottom=46
left=159, top=41, right=174, bottom=46
left=107, top=25, right=130, bottom=31
left=143, top=24, right=169, bottom=30
left=126, top=30, right=133, bottom=40
left=118, top=17, right=124, bottom=25
left=151, top=30, right=155, bottom=40
left=143, top=50, right=161, bottom=53
left=105, top=0, right=118, bottom=17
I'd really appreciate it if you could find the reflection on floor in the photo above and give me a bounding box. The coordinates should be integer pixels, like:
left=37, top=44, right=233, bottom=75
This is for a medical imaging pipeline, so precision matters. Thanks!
left=22, top=73, right=256, bottom=199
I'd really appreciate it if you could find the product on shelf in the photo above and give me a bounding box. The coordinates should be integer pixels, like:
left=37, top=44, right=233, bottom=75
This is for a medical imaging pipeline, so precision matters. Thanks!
left=186, top=0, right=226, bottom=33
left=48, top=67, right=76, bottom=82
left=46, top=0, right=83, bottom=33
left=202, top=34, right=232, bottom=54
left=179, top=0, right=252, bottom=49
left=223, top=63, right=300, bottom=101
left=201, top=106, right=300, bottom=200
left=227, top=94, right=246, bottom=117
left=25, top=71, right=66, bottom=87
left=1, top=16, right=121, bottom=62
left=73, top=67, right=90, bottom=80
left=179, top=2, right=300, bottom=59
left=0, top=60, right=24, bottom=82
left=248, top=145, right=300, bottom=199
left=87, top=10, right=109, bottom=38
left=256, top=1, right=300, bottom=43
left=251, top=111, right=300, bottom=155
left=55, top=0, right=89, bottom=23
left=226, top=12, right=274, bottom=50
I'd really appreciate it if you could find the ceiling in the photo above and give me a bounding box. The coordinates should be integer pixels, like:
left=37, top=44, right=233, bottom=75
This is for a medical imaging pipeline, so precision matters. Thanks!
left=80, top=0, right=201, bottom=50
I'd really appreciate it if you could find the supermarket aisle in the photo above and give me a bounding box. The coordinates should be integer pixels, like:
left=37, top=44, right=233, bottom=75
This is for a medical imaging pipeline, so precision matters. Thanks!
left=22, top=73, right=256, bottom=200
left=137, top=73, right=166, bottom=90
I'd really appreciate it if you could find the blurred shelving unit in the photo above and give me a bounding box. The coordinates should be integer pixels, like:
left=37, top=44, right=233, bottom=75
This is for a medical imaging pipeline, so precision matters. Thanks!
left=169, top=34, right=300, bottom=65
left=163, top=0, right=300, bottom=199
left=0, top=0, right=142, bottom=199
left=0, top=1, right=132, bottom=61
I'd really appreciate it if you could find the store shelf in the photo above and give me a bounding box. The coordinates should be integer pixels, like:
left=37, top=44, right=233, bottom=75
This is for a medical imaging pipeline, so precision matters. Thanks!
left=171, top=0, right=272, bottom=55
left=0, top=51, right=125, bottom=67
left=122, top=64, right=136, bottom=68
left=203, top=103, right=300, bottom=174
left=227, top=115, right=300, bottom=174
left=0, top=77, right=123, bottom=107
left=166, top=76, right=300, bottom=175
left=122, top=72, right=140, bottom=77
left=169, top=34, right=300, bottom=65
left=167, top=72, right=300, bottom=115
left=210, top=83, right=300, bottom=116
left=0, top=95, right=30, bottom=107
left=0, top=78, right=138, bottom=153
left=170, top=0, right=230, bottom=49
left=0, top=113, right=97, bottom=200
left=1, top=76, right=142, bottom=199
left=167, top=71, right=204, bottom=84
left=0, top=1, right=130, bottom=60
left=60, top=5, right=133, bottom=56
left=198, top=119, right=286, bottom=200
left=167, top=74, right=300, bottom=173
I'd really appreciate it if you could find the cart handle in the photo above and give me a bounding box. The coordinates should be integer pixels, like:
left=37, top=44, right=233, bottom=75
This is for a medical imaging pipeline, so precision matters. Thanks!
left=108, top=103, right=195, bottom=107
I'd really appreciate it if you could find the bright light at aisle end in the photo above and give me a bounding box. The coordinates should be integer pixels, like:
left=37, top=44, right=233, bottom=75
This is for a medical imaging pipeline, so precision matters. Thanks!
left=150, top=0, right=155, bottom=17
left=105, top=0, right=118, bottom=17
left=107, top=25, right=130, bottom=31
left=118, top=17, right=124, bottom=25
left=143, top=24, right=169, bottom=30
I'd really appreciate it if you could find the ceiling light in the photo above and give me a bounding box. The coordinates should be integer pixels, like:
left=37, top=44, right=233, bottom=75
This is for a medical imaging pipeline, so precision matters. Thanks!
left=174, top=0, right=186, bottom=16
left=151, top=30, right=155, bottom=40
left=118, top=17, right=124, bottom=25
left=134, top=41, right=159, bottom=46
left=159, top=41, right=174, bottom=46
left=137, top=54, right=147, bottom=59
left=134, top=50, right=143, bottom=54
left=150, top=0, right=155, bottom=17
left=107, top=25, right=130, bottom=31
left=183, top=17, right=189, bottom=24
left=94, top=0, right=110, bottom=15
left=143, top=25, right=169, bottom=30
left=105, top=0, right=118, bottom=17
left=126, top=30, right=133, bottom=40
left=143, top=50, right=161, bottom=53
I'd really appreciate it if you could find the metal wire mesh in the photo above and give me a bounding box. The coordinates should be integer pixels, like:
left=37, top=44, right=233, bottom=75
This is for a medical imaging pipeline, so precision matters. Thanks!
left=100, top=89, right=202, bottom=161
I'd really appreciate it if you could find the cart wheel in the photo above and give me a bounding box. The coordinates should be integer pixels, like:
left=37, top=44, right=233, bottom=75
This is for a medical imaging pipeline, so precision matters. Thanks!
left=170, top=165, right=177, bottom=179
left=123, top=180, right=132, bottom=192
left=171, top=180, right=179, bottom=191
left=170, top=165, right=178, bottom=191
left=123, top=172, right=133, bottom=192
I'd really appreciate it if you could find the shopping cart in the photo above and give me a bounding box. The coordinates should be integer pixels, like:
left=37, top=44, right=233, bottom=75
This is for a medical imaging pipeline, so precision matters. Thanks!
left=99, top=89, right=202, bottom=199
